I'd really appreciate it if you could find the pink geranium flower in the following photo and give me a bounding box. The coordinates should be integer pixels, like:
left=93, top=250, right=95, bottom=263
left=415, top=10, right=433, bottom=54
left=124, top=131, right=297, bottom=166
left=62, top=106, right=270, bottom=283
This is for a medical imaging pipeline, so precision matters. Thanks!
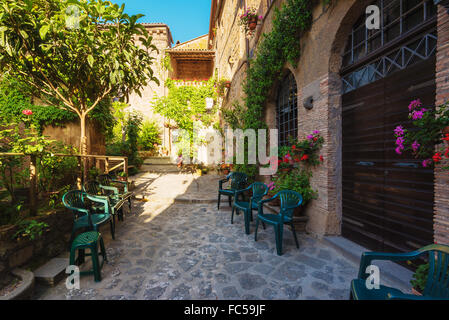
left=22, top=109, right=33, bottom=116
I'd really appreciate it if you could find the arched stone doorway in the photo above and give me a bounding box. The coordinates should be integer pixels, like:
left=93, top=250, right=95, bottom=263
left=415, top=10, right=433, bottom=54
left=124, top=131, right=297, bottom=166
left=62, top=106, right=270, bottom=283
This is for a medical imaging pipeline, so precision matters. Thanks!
left=333, top=0, right=438, bottom=252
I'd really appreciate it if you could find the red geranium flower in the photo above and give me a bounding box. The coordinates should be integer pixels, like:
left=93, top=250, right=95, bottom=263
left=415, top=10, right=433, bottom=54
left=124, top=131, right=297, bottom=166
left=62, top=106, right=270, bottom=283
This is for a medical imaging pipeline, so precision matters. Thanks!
left=320, top=155, right=324, bottom=162
left=433, top=152, right=442, bottom=163
left=292, top=145, right=296, bottom=150
left=301, top=155, right=309, bottom=161
left=444, top=134, right=449, bottom=142
left=22, top=109, right=33, bottom=116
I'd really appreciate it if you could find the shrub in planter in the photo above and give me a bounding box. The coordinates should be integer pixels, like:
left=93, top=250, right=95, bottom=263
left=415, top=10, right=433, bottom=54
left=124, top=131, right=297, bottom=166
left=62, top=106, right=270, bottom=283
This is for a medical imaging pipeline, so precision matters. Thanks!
left=270, top=168, right=318, bottom=212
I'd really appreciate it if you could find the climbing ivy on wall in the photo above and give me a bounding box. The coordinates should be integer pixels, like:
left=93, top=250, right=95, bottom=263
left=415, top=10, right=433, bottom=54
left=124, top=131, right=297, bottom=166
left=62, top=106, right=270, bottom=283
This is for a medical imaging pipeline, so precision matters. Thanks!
left=241, top=0, right=314, bottom=130
left=224, top=0, right=317, bottom=178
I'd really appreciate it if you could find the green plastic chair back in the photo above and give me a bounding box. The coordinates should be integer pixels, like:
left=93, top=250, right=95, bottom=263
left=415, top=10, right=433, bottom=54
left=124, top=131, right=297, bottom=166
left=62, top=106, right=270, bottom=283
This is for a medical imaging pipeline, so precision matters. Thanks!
left=278, top=190, right=303, bottom=220
left=228, top=172, right=248, bottom=191
left=251, top=182, right=269, bottom=205
left=98, top=174, right=114, bottom=187
left=63, top=190, right=89, bottom=213
left=419, top=245, right=449, bottom=298
left=84, top=180, right=103, bottom=196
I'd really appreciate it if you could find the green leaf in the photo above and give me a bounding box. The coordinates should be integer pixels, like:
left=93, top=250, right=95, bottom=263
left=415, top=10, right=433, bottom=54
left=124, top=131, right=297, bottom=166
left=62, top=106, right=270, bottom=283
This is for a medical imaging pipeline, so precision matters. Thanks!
left=87, top=54, right=94, bottom=67
left=39, top=25, right=49, bottom=39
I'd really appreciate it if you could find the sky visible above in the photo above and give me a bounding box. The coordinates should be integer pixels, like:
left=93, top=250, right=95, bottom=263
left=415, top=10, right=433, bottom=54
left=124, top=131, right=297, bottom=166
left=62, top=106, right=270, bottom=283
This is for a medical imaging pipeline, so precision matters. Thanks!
left=117, top=0, right=211, bottom=44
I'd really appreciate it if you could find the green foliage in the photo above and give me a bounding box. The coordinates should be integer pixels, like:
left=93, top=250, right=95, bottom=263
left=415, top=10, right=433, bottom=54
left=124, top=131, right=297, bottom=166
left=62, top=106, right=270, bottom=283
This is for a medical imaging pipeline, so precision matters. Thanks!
left=410, top=263, right=429, bottom=293
left=37, top=142, right=78, bottom=194
left=13, top=220, right=49, bottom=241
left=152, top=78, right=218, bottom=156
left=269, top=131, right=324, bottom=203
left=222, top=0, right=314, bottom=177
left=138, top=120, right=162, bottom=151
left=237, top=0, right=313, bottom=132
left=0, top=202, right=22, bottom=226
left=271, top=168, right=318, bottom=203
left=233, top=163, right=258, bottom=183
left=0, top=74, right=115, bottom=136
left=107, top=106, right=143, bottom=167
left=223, top=0, right=318, bottom=127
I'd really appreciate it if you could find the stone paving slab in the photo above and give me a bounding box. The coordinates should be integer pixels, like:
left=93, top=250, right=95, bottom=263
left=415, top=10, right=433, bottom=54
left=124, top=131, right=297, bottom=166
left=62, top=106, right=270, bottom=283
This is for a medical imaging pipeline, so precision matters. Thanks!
left=32, top=173, right=406, bottom=300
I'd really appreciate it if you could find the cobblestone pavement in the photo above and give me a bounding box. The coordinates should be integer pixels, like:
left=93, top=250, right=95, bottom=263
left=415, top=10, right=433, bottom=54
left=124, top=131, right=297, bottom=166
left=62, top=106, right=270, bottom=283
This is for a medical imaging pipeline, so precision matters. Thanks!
left=34, top=173, right=361, bottom=300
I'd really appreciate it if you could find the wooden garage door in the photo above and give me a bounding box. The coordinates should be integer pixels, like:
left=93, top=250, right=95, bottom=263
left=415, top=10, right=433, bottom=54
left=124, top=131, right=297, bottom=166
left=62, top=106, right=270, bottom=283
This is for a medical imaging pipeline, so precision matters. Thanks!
left=342, top=57, right=435, bottom=253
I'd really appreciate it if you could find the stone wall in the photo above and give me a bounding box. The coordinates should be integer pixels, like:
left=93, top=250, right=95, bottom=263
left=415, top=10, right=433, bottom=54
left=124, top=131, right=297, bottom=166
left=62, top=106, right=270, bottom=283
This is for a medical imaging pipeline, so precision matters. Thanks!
left=127, top=24, right=173, bottom=151
left=213, top=0, right=449, bottom=242
left=43, top=119, right=105, bottom=155
left=0, top=209, right=73, bottom=287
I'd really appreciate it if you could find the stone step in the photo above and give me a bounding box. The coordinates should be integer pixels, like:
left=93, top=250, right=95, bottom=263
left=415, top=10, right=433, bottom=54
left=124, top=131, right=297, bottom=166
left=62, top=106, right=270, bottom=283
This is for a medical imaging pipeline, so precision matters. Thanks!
left=143, top=157, right=173, bottom=165
left=33, top=258, right=69, bottom=287
left=323, top=236, right=413, bottom=292
left=141, top=164, right=180, bottom=173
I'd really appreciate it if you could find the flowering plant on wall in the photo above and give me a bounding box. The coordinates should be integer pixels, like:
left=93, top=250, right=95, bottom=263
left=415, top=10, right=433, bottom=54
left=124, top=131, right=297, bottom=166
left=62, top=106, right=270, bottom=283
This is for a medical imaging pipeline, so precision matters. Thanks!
left=394, top=100, right=449, bottom=169
left=215, top=78, right=231, bottom=97
left=238, top=7, right=263, bottom=34
left=276, top=130, right=325, bottom=170
left=265, top=130, right=324, bottom=208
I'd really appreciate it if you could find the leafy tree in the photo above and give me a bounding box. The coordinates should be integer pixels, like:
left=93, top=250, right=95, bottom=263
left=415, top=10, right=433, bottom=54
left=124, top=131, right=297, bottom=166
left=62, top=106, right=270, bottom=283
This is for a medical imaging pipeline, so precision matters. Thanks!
left=0, top=0, right=159, bottom=155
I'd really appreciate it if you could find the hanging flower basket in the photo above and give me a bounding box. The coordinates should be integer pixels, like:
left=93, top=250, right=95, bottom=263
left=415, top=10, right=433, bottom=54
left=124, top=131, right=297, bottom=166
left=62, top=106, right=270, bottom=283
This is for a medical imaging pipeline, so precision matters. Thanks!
left=238, top=8, right=263, bottom=35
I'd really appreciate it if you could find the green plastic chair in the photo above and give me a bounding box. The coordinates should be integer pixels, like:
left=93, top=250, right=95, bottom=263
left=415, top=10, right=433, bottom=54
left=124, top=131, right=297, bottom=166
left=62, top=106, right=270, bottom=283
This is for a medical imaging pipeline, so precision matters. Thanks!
left=218, top=172, right=248, bottom=210
left=350, top=244, right=449, bottom=300
left=69, top=231, right=107, bottom=282
left=84, top=180, right=125, bottom=223
left=232, top=182, right=269, bottom=235
left=255, top=190, right=303, bottom=256
left=98, top=174, right=133, bottom=215
left=62, top=190, right=115, bottom=243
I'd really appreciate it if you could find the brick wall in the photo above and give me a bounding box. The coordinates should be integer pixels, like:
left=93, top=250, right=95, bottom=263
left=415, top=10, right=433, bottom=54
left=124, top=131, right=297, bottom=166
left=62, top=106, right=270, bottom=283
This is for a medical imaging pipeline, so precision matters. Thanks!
left=434, top=5, right=449, bottom=246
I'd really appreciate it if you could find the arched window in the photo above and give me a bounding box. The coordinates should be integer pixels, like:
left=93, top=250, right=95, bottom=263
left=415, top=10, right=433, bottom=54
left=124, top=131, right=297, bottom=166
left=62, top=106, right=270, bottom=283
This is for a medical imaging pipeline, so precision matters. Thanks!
left=276, top=72, right=298, bottom=147
left=341, top=0, right=437, bottom=94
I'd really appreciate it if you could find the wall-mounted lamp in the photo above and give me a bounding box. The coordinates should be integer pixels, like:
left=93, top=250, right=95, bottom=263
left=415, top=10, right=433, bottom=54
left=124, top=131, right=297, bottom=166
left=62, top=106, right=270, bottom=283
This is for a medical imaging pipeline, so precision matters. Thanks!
left=304, top=96, right=314, bottom=110
left=434, top=0, right=449, bottom=14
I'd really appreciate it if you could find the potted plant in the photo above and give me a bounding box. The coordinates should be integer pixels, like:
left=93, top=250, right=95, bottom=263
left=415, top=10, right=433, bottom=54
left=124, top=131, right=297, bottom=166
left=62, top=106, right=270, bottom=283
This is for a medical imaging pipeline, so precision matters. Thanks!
left=270, top=168, right=318, bottom=215
left=238, top=8, right=263, bottom=34
left=394, top=100, right=449, bottom=169
left=410, top=263, right=429, bottom=296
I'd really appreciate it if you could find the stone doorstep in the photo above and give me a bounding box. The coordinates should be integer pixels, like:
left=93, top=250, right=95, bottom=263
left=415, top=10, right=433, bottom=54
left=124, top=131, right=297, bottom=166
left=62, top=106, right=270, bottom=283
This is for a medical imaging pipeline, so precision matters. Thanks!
left=33, top=258, right=69, bottom=287
left=323, top=236, right=414, bottom=293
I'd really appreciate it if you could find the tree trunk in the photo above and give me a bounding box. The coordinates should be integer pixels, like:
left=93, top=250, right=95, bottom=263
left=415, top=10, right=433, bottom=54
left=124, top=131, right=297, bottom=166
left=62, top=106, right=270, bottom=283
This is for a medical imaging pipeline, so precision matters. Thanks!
left=80, top=113, right=88, bottom=183
left=29, top=155, right=37, bottom=216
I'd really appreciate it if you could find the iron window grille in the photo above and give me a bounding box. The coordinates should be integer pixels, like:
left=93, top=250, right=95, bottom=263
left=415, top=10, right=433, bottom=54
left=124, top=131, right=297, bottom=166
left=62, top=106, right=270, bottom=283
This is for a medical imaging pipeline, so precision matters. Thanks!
left=341, top=0, right=437, bottom=93
left=276, top=73, right=298, bottom=147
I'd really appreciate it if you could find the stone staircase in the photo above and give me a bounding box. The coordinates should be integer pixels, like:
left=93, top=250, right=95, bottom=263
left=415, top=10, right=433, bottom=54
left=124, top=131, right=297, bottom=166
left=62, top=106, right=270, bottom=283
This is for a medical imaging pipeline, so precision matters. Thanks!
left=141, top=157, right=179, bottom=173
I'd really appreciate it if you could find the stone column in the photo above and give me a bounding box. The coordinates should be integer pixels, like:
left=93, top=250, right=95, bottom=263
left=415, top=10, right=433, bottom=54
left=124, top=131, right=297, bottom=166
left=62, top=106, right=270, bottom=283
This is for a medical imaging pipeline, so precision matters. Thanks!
left=434, top=5, right=449, bottom=245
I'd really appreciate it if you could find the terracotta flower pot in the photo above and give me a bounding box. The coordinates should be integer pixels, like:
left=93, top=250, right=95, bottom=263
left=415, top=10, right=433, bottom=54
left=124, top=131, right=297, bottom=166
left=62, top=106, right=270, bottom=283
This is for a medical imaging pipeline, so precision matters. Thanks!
left=249, top=22, right=257, bottom=31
